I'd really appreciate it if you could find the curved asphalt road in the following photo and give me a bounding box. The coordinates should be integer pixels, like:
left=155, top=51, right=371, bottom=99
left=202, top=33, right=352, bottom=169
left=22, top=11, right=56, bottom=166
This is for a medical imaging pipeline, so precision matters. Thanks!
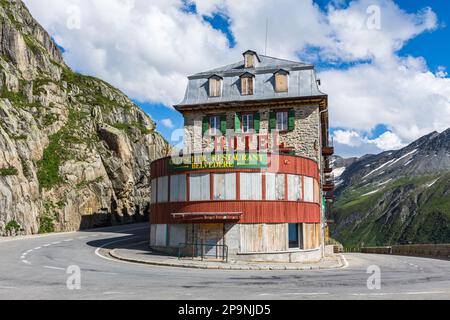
left=0, top=223, right=449, bottom=300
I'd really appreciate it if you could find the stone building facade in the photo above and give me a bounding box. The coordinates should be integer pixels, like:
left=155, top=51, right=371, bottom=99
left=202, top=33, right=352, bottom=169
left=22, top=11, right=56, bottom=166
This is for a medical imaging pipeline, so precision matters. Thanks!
left=149, top=50, right=334, bottom=263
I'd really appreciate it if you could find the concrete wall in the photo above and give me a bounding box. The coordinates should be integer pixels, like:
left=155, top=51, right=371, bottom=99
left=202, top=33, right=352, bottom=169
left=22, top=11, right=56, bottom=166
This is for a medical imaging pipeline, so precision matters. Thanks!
left=361, top=244, right=450, bottom=259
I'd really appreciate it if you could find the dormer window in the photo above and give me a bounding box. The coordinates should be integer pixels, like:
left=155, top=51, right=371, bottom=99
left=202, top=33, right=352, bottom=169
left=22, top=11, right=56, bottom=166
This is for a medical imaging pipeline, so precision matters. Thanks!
left=240, top=72, right=255, bottom=96
left=243, top=50, right=260, bottom=68
left=208, top=75, right=223, bottom=97
left=274, top=69, right=289, bottom=93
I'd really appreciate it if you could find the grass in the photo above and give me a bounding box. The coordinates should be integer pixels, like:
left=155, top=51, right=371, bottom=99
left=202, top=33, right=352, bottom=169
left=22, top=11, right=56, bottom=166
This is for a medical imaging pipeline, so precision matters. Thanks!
left=112, top=122, right=154, bottom=136
left=0, top=166, right=18, bottom=176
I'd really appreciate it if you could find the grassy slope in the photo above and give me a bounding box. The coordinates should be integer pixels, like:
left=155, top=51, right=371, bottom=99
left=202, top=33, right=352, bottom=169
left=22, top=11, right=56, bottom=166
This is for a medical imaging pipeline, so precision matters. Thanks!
left=331, top=174, right=450, bottom=247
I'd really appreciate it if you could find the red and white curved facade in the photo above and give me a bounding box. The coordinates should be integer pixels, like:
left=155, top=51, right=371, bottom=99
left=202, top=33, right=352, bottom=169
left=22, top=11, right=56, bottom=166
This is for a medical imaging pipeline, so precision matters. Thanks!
left=150, top=153, right=324, bottom=262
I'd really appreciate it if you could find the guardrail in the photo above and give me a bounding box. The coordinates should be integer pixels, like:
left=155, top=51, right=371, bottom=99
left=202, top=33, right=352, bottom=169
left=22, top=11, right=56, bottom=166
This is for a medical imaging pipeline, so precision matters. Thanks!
left=177, top=242, right=229, bottom=263
left=360, top=244, right=450, bottom=259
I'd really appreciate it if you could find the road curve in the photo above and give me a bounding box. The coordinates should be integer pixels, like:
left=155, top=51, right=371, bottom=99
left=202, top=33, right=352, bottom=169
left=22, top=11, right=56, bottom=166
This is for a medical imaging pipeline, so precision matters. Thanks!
left=0, top=223, right=449, bottom=300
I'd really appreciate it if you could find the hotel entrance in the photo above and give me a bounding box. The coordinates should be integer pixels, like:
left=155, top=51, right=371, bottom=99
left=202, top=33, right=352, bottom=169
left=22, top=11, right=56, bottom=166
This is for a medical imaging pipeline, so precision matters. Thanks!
left=193, top=223, right=226, bottom=260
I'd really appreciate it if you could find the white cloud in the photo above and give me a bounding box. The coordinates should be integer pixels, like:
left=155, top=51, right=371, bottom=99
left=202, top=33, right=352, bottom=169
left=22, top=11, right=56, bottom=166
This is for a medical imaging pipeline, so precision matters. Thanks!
left=160, top=118, right=175, bottom=129
left=22, top=0, right=450, bottom=157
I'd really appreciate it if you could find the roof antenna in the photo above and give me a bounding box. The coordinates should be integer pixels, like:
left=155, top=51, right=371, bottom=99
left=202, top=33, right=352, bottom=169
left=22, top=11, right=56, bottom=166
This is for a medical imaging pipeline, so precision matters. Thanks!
left=264, top=18, right=269, bottom=55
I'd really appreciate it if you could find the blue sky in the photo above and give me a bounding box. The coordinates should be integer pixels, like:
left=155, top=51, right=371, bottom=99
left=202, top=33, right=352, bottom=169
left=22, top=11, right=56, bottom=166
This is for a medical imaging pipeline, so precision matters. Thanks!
left=24, top=0, right=450, bottom=158
left=139, top=0, right=450, bottom=154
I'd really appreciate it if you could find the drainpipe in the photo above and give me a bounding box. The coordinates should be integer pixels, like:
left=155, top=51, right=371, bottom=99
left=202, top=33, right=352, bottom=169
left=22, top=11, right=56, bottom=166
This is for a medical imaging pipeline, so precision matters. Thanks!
left=318, top=107, right=329, bottom=259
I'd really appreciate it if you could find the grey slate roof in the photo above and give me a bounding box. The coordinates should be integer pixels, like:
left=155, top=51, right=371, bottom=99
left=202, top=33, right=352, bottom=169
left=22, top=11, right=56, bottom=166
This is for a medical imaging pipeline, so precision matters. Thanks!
left=175, top=52, right=326, bottom=108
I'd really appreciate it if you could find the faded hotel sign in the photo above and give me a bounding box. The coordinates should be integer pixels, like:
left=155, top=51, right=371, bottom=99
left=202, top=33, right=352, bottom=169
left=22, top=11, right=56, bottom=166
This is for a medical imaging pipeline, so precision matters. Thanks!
left=169, top=153, right=269, bottom=171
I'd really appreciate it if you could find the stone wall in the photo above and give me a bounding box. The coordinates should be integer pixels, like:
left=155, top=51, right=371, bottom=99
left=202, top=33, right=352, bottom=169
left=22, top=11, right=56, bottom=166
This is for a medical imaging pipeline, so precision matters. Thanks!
left=183, top=104, right=321, bottom=162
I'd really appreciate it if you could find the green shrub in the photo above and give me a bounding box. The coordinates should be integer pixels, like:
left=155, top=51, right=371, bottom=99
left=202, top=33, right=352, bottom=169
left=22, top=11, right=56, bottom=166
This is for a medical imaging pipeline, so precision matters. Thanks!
left=5, top=220, right=22, bottom=234
left=0, top=166, right=18, bottom=176
left=38, top=215, right=55, bottom=234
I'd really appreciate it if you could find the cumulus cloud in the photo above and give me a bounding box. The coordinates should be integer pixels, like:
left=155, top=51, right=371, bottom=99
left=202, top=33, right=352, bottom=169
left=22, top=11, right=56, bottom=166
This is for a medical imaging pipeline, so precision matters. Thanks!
left=160, top=118, right=175, bottom=129
left=23, top=0, right=450, bottom=157
left=333, top=129, right=405, bottom=157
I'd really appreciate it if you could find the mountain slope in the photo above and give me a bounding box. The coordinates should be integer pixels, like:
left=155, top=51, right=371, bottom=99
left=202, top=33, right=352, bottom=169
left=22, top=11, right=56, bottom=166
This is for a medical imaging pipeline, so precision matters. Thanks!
left=331, top=129, right=450, bottom=247
left=0, top=0, right=169, bottom=235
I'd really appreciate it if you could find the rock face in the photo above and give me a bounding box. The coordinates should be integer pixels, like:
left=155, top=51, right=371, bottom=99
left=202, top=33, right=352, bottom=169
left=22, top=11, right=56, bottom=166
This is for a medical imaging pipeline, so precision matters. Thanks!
left=0, top=0, right=169, bottom=235
left=331, top=129, right=450, bottom=246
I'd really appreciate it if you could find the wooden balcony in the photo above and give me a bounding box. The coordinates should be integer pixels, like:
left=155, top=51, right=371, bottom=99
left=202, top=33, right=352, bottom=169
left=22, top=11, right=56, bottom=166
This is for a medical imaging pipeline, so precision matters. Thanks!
left=322, top=146, right=334, bottom=156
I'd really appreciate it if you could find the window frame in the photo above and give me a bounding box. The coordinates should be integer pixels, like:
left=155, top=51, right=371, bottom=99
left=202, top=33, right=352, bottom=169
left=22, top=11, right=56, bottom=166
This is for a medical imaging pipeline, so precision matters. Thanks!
left=209, top=115, right=221, bottom=136
left=208, top=76, right=222, bottom=97
left=288, top=223, right=304, bottom=249
left=241, top=113, right=254, bottom=133
left=276, top=111, right=289, bottom=132
left=240, top=74, right=254, bottom=96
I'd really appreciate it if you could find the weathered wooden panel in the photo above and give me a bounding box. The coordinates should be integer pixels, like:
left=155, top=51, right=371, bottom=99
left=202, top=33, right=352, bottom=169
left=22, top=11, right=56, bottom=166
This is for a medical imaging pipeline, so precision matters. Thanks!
left=170, top=174, right=187, bottom=202
left=189, top=173, right=210, bottom=201
left=213, top=173, right=236, bottom=200
left=313, top=179, right=320, bottom=204
left=155, top=224, right=167, bottom=246
left=265, top=173, right=284, bottom=200
left=240, top=224, right=265, bottom=253
left=303, top=223, right=320, bottom=249
left=240, top=172, right=262, bottom=200
left=157, top=176, right=168, bottom=203
left=303, top=176, right=314, bottom=203
left=287, top=174, right=301, bottom=201
left=266, top=223, right=287, bottom=252
left=169, top=224, right=186, bottom=247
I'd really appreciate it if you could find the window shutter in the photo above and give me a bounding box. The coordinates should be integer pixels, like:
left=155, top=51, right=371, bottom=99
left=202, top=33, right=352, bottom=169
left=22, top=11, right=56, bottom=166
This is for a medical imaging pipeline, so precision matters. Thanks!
left=220, top=114, right=227, bottom=135
left=202, top=117, right=209, bottom=135
left=288, top=109, right=295, bottom=131
left=234, top=114, right=241, bottom=133
left=269, top=112, right=276, bottom=132
left=254, top=112, right=260, bottom=134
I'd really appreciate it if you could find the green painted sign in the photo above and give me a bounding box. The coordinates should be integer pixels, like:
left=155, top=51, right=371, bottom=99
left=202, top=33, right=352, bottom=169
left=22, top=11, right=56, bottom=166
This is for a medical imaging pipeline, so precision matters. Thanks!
left=169, top=153, right=269, bottom=171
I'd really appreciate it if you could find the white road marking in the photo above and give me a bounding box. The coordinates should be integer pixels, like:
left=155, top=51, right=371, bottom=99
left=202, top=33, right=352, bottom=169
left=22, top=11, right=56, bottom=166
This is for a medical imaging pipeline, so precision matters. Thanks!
left=406, top=291, right=446, bottom=295
left=94, top=236, right=140, bottom=262
left=351, top=291, right=447, bottom=296
left=340, top=254, right=349, bottom=268
left=43, top=266, right=65, bottom=271
left=22, top=260, right=31, bottom=265
left=78, top=236, right=88, bottom=240
left=34, top=247, right=41, bottom=250
left=63, top=239, right=73, bottom=242
left=43, top=244, right=51, bottom=247
left=0, top=286, right=17, bottom=289
left=51, top=241, right=61, bottom=245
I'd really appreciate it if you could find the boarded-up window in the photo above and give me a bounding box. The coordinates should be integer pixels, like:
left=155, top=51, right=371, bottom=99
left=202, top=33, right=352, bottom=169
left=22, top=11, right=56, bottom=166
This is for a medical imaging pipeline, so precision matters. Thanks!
left=241, top=76, right=254, bottom=95
left=157, top=176, right=168, bottom=203
left=265, top=173, right=285, bottom=200
left=304, top=176, right=314, bottom=202
left=170, top=174, right=186, bottom=202
left=275, top=72, right=288, bottom=92
left=303, top=223, right=320, bottom=249
left=151, top=179, right=157, bottom=203
left=287, top=174, right=302, bottom=201
left=240, top=224, right=265, bottom=253
left=189, top=173, right=210, bottom=201
left=209, top=77, right=222, bottom=97
left=314, top=179, right=320, bottom=204
left=155, top=224, right=168, bottom=247
left=244, top=53, right=254, bottom=68
left=240, top=172, right=262, bottom=200
left=169, top=224, right=186, bottom=247
left=214, top=173, right=236, bottom=200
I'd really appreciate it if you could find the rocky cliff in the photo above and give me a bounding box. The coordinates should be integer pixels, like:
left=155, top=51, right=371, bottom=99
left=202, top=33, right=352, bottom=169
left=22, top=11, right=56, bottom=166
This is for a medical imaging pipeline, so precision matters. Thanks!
left=331, top=129, right=450, bottom=246
left=0, top=0, right=170, bottom=235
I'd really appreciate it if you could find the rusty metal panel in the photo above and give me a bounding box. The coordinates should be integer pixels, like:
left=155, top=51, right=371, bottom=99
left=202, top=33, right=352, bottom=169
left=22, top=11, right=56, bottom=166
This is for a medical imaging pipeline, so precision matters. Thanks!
left=151, top=179, right=157, bottom=204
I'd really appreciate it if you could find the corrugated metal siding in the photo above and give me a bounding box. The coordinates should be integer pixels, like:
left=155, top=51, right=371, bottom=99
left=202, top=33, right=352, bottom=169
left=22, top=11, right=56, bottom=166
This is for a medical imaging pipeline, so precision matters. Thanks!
left=151, top=154, right=319, bottom=180
left=150, top=201, right=320, bottom=224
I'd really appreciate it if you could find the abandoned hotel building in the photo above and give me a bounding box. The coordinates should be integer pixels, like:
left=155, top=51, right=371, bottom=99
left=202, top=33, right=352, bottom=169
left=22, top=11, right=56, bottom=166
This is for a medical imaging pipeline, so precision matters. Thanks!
left=149, top=50, right=334, bottom=262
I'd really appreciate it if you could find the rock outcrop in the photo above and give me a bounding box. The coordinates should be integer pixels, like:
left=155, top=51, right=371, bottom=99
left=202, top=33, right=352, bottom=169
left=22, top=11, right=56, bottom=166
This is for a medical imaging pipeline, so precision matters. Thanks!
left=0, top=0, right=170, bottom=235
